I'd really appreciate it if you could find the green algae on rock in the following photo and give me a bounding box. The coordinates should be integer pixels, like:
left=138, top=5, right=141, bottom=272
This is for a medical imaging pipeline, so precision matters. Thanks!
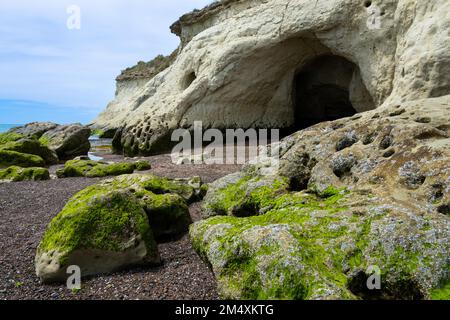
left=191, top=186, right=450, bottom=300
left=134, top=160, right=152, bottom=171
left=0, top=149, right=46, bottom=168
left=0, top=139, right=58, bottom=165
left=144, top=193, right=191, bottom=241
left=0, top=132, right=24, bottom=145
left=36, top=188, right=160, bottom=283
left=56, top=159, right=137, bottom=178
left=202, top=172, right=290, bottom=218
left=0, top=166, right=50, bottom=182
left=35, top=173, right=200, bottom=282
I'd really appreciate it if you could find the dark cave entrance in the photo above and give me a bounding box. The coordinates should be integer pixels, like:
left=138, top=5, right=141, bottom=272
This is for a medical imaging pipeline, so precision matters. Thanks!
left=293, top=55, right=358, bottom=130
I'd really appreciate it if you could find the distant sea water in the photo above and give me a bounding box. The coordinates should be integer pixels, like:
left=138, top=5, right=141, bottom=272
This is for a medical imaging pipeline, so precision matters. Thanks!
left=0, top=124, right=22, bottom=133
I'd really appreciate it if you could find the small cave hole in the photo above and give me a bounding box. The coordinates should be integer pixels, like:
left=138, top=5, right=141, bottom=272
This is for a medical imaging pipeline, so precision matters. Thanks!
left=364, top=1, right=372, bottom=8
left=182, top=71, right=197, bottom=90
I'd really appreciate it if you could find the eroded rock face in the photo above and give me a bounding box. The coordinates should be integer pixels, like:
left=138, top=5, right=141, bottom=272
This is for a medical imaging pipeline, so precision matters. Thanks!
left=93, top=0, right=450, bottom=156
left=192, top=97, right=450, bottom=300
left=36, top=174, right=203, bottom=283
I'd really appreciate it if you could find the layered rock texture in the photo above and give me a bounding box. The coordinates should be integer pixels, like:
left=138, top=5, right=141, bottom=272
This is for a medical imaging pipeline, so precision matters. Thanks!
left=36, top=174, right=204, bottom=283
left=194, top=97, right=450, bottom=299
left=93, top=0, right=449, bottom=156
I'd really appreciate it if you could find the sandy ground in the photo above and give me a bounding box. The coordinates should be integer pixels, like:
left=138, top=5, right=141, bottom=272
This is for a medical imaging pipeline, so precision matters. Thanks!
left=0, top=152, right=241, bottom=300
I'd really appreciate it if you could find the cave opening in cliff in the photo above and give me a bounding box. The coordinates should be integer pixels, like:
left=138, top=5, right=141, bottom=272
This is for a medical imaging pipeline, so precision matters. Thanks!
left=293, top=55, right=359, bottom=130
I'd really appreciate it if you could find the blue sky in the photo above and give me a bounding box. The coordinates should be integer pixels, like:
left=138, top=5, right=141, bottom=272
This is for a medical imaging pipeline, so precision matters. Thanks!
left=0, top=0, right=212, bottom=124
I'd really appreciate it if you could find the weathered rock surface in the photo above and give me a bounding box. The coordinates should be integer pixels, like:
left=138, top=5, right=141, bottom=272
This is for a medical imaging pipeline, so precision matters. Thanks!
left=92, top=51, right=178, bottom=135
left=192, top=97, right=450, bottom=300
left=40, top=124, right=91, bottom=160
left=8, top=122, right=58, bottom=139
left=93, top=0, right=450, bottom=156
left=35, top=174, right=203, bottom=282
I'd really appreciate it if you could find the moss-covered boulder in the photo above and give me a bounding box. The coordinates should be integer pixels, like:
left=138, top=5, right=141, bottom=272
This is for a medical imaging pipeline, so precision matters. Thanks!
left=56, top=159, right=136, bottom=178
left=0, top=132, right=24, bottom=144
left=56, top=159, right=153, bottom=178
left=36, top=189, right=160, bottom=283
left=36, top=174, right=199, bottom=282
left=144, top=193, right=190, bottom=241
left=0, top=149, right=45, bottom=168
left=192, top=174, right=450, bottom=300
left=0, top=139, right=58, bottom=165
left=5, top=122, right=93, bottom=161
left=0, top=166, right=50, bottom=182
left=140, top=174, right=201, bottom=203
left=202, top=172, right=289, bottom=218
left=134, top=160, right=152, bottom=171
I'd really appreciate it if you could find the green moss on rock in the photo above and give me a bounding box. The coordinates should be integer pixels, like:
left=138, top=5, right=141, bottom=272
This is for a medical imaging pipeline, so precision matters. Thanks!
left=39, top=188, right=157, bottom=262
left=0, top=132, right=24, bottom=144
left=431, top=281, right=450, bottom=300
left=1, top=139, right=58, bottom=165
left=134, top=160, right=152, bottom=171
left=0, top=166, right=50, bottom=182
left=56, top=159, right=136, bottom=178
left=144, top=193, right=191, bottom=240
left=0, top=149, right=45, bottom=168
left=203, top=174, right=290, bottom=217
left=36, top=173, right=197, bottom=282
left=192, top=177, right=450, bottom=300
left=141, top=175, right=196, bottom=202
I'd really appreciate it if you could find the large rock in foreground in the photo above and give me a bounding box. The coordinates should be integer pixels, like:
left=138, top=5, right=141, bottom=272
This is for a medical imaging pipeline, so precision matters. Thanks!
left=192, top=188, right=450, bottom=300
left=192, top=98, right=450, bottom=300
left=36, top=174, right=201, bottom=283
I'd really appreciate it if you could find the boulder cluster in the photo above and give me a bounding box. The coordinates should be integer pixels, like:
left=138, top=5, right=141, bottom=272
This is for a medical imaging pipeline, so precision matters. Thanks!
left=0, top=122, right=91, bottom=182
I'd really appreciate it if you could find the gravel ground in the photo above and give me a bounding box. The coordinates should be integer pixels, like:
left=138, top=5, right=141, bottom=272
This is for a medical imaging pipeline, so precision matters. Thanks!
left=0, top=152, right=241, bottom=300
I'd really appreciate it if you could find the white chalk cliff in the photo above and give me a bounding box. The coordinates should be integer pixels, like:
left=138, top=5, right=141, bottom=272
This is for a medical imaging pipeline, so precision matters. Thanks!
left=93, top=0, right=450, bottom=156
